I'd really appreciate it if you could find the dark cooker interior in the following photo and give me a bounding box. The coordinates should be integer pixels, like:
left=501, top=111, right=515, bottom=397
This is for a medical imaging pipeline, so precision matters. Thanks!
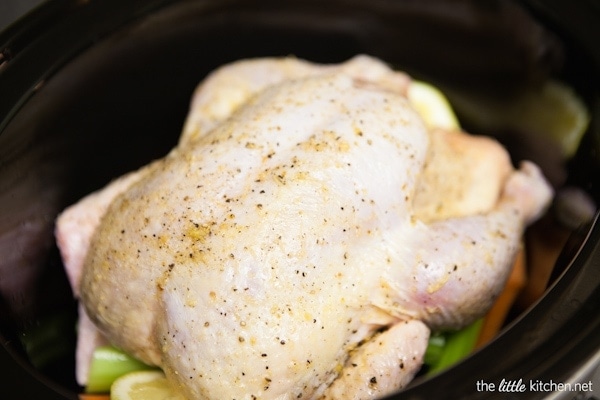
left=0, top=0, right=598, bottom=399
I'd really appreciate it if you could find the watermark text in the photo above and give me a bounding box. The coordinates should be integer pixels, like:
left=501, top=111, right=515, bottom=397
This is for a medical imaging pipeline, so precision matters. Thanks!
left=476, top=379, right=593, bottom=394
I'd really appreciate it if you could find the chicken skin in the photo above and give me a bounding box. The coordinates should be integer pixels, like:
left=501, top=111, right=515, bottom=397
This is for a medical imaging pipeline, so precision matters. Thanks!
left=56, top=55, right=552, bottom=399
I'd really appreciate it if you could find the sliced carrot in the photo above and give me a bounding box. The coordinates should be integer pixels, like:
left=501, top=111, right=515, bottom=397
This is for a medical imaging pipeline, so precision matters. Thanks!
left=476, top=246, right=527, bottom=348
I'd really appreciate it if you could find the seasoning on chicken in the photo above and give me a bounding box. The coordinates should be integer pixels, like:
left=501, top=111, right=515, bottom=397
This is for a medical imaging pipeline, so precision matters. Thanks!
left=56, top=55, right=552, bottom=399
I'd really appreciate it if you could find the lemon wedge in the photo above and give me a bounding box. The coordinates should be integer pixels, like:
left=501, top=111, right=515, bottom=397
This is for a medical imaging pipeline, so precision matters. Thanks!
left=110, top=370, right=186, bottom=400
left=506, top=80, right=590, bottom=158
left=408, top=80, right=461, bottom=130
left=441, top=80, right=590, bottom=158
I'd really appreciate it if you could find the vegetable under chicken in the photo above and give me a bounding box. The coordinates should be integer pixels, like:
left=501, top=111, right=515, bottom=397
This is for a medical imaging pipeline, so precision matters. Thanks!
left=56, top=55, right=552, bottom=399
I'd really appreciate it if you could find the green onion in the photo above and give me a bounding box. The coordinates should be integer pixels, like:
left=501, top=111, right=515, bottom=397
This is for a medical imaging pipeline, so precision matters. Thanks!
left=86, top=345, right=157, bottom=393
left=426, top=318, right=483, bottom=375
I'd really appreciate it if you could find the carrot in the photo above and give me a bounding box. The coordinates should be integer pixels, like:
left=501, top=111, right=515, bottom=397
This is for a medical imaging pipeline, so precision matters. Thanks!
left=79, top=394, right=110, bottom=400
left=475, top=246, right=527, bottom=348
left=516, top=216, right=570, bottom=310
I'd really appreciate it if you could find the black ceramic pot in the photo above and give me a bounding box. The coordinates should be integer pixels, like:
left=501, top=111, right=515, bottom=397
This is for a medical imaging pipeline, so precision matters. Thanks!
left=1, top=1, right=598, bottom=399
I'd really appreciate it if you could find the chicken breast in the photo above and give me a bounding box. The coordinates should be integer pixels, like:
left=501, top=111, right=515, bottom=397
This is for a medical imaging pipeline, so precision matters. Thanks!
left=56, top=55, right=552, bottom=399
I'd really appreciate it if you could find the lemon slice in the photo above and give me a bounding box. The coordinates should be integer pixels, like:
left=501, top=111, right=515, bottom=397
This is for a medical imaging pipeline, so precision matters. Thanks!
left=110, top=370, right=186, bottom=400
left=408, top=80, right=461, bottom=130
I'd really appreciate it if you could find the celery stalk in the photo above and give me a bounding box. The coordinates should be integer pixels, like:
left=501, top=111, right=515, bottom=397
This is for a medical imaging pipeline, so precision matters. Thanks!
left=423, top=332, right=446, bottom=367
left=426, top=318, right=483, bottom=375
left=20, top=311, right=75, bottom=370
left=86, top=345, right=157, bottom=393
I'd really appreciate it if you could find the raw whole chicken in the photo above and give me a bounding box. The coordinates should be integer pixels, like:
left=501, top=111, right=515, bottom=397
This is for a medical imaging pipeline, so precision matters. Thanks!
left=55, top=55, right=552, bottom=399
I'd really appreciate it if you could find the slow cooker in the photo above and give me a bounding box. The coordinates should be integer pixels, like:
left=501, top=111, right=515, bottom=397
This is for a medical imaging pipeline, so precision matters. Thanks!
left=1, top=0, right=598, bottom=399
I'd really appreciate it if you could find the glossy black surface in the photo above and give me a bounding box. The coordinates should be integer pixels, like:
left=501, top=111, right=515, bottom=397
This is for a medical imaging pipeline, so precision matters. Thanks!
left=0, top=1, right=598, bottom=399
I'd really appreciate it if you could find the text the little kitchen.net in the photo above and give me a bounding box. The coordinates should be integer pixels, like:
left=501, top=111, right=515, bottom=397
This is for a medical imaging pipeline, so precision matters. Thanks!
left=477, top=378, right=594, bottom=394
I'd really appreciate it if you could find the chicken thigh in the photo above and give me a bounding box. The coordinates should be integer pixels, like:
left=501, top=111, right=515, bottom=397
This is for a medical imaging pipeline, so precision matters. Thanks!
left=56, top=55, right=552, bottom=399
